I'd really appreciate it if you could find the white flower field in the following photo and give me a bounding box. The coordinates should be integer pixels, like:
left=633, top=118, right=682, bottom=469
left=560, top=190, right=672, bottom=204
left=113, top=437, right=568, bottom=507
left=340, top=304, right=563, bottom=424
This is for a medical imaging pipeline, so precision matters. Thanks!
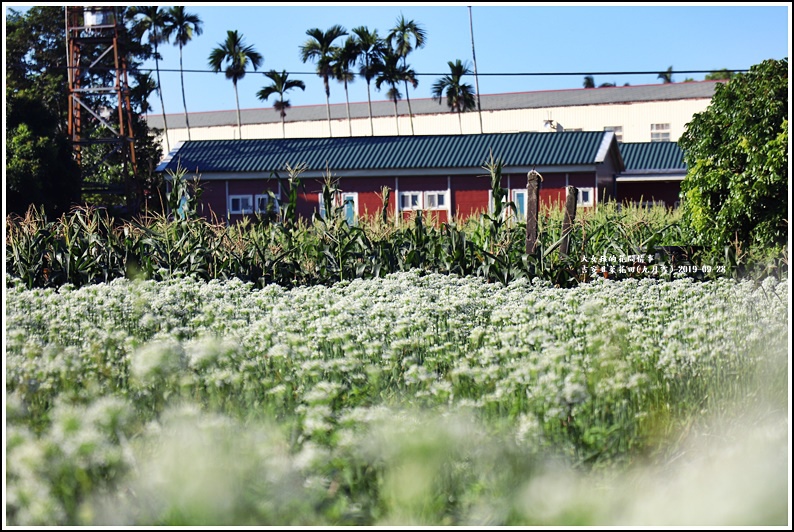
left=4, top=271, right=790, bottom=525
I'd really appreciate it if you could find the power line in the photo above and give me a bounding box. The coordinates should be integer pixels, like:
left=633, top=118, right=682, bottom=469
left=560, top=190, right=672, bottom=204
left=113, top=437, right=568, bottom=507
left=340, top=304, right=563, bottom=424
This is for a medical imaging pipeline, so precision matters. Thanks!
left=63, top=65, right=749, bottom=77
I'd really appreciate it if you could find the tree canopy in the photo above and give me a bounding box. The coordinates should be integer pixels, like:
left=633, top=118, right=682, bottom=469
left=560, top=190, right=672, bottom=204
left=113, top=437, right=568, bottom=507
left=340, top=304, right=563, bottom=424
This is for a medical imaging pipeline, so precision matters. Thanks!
left=208, top=30, right=263, bottom=140
left=162, top=6, right=204, bottom=141
left=6, top=7, right=81, bottom=216
left=678, top=57, right=788, bottom=260
left=6, top=6, right=163, bottom=218
left=256, top=70, right=306, bottom=138
left=705, top=69, right=736, bottom=81
left=300, top=25, right=348, bottom=137
left=432, top=59, right=476, bottom=134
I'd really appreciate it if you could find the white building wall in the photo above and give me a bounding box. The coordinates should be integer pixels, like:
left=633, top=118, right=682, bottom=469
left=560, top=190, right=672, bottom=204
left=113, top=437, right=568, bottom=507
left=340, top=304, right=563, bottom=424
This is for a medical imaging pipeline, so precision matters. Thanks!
left=158, top=98, right=712, bottom=155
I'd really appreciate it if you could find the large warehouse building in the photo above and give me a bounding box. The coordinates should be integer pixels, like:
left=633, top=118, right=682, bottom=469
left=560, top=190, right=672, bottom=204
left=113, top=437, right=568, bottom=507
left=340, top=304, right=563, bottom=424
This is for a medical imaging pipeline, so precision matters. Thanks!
left=145, top=80, right=719, bottom=149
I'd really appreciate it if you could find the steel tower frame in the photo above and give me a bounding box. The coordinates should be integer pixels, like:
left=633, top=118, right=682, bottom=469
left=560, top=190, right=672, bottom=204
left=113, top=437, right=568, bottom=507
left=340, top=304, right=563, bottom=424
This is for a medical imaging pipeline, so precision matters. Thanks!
left=66, top=6, right=138, bottom=204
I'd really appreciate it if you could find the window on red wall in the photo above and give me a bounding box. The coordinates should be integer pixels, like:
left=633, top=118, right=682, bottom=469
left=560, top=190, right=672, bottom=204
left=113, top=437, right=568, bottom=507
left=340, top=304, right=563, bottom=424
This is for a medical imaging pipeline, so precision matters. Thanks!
left=511, top=189, right=527, bottom=219
left=400, top=191, right=448, bottom=211
left=255, top=192, right=280, bottom=214
left=400, top=192, right=422, bottom=210
left=318, top=192, right=358, bottom=225
left=576, top=187, right=594, bottom=207
left=229, top=195, right=253, bottom=214
left=424, top=191, right=447, bottom=209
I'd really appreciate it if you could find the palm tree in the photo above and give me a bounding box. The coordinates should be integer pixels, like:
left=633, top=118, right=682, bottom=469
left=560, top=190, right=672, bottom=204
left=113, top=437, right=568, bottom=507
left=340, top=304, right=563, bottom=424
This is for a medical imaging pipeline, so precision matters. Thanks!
left=208, top=30, right=263, bottom=140
left=332, top=36, right=359, bottom=137
left=163, top=6, right=202, bottom=141
left=432, top=59, right=476, bottom=135
left=583, top=75, right=595, bottom=89
left=300, top=25, right=347, bottom=138
left=352, top=26, right=386, bottom=136
left=375, top=49, right=417, bottom=135
left=658, top=65, right=674, bottom=84
left=256, top=70, right=305, bottom=139
left=130, top=71, right=158, bottom=115
left=387, top=15, right=426, bottom=136
left=127, top=6, right=170, bottom=151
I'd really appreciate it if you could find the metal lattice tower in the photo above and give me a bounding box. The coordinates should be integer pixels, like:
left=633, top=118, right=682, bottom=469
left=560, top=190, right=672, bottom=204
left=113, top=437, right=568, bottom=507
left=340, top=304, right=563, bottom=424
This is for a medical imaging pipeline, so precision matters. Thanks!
left=66, top=6, right=137, bottom=203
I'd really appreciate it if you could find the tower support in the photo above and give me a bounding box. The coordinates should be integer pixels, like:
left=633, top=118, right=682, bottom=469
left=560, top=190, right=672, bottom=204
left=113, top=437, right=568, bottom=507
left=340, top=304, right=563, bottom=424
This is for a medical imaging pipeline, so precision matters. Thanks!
left=66, top=6, right=138, bottom=211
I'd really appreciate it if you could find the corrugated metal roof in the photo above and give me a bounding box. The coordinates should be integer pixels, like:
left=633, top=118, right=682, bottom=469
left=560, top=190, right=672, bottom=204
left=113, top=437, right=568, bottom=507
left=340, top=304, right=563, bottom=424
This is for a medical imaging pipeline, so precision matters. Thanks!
left=619, top=141, right=686, bottom=171
left=147, top=81, right=719, bottom=129
left=159, top=131, right=615, bottom=174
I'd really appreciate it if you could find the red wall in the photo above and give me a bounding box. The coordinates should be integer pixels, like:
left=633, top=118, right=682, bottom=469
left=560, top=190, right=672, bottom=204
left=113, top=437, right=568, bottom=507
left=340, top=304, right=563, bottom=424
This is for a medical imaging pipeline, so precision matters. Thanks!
left=197, top=181, right=226, bottom=222
left=197, top=169, right=608, bottom=225
left=224, top=180, right=281, bottom=225
left=536, top=172, right=569, bottom=209
left=343, top=176, right=399, bottom=220
left=452, top=175, right=489, bottom=219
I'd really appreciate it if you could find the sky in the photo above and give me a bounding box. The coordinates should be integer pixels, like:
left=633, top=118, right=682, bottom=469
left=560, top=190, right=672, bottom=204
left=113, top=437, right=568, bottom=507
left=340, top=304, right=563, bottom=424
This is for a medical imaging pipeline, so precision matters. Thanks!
left=4, top=3, right=792, bottom=118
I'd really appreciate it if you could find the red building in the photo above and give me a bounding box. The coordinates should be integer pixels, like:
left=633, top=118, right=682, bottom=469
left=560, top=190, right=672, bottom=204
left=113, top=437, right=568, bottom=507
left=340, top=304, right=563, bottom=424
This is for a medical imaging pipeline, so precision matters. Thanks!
left=157, top=131, right=632, bottom=225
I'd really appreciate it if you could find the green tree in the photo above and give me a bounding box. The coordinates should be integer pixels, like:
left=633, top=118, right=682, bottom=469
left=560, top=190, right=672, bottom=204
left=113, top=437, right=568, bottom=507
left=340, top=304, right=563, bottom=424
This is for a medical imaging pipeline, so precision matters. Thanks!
left=657, top=65, right=674, bottom=83
left=130, top=71, right=158, bottom=114
left=375, top=49, right=417, bottom=135
left=678, top=58, right=788, bottom=264
left=6, top=6, right=160, bottom=217
left=332, top=36, right=360, bottom=137
left=6, top=92, right=81, bottom=217
left=431, top=59, right=476, bottom=134
left=300, top=25, right=348, bottom=138
left=208, top=30, right=263, bottom=140
left=127, top=6, right=171, bottom=152
left=256, top=70, right=306, bottom=139
left=352, top=26, right=386, bottom=136
left=705, top=68, right=736, bottom=81
left=387, top=15, right=427, bottom=136
left=163, top=6, right=203, bottom=141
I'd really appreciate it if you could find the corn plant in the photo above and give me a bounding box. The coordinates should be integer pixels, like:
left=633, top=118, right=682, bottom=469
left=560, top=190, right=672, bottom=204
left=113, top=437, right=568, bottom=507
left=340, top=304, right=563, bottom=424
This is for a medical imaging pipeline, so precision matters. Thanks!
left=6, top=205, right=53, bottom=288
left=9, top=164, right=780, bottom=289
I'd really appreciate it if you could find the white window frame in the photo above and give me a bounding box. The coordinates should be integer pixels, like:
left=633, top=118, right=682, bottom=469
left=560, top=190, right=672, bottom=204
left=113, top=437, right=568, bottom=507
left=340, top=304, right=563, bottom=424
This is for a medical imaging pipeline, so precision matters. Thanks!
left=511, top=188, right=527, bottom=219
left=317, top=192, right=358, bottom=223
left=318, top=192, right=329, bottom=219
left=255, top=192, right=280, bottom=215
left=423, top=190, right=448, bottom=210
left=575, top=187, right=595, bottom=208
left=229, top=194, right=253, bottom=215
left=399, top=191, right=423, bottom=211
left=341, top=192, right=358, bottom=224
left=604, top=126, right=623, bottom=142
left=488, top=189, right=509, bottom=214
left=650, top=123, right=671, bottom=142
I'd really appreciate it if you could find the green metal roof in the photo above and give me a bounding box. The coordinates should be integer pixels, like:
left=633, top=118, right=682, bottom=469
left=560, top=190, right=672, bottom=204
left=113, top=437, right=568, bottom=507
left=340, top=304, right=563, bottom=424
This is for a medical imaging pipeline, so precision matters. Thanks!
left=158, top=131, right=617, bottom=174
left=618, top=142, right=686, bottom=171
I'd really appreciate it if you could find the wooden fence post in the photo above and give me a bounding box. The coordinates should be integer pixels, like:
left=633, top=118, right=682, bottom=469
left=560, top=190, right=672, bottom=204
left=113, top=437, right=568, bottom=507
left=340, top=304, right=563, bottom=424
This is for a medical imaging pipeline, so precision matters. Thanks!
left=526, top=169, right=542, bottom=254
left=560, top=185, right=578, bottom=259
